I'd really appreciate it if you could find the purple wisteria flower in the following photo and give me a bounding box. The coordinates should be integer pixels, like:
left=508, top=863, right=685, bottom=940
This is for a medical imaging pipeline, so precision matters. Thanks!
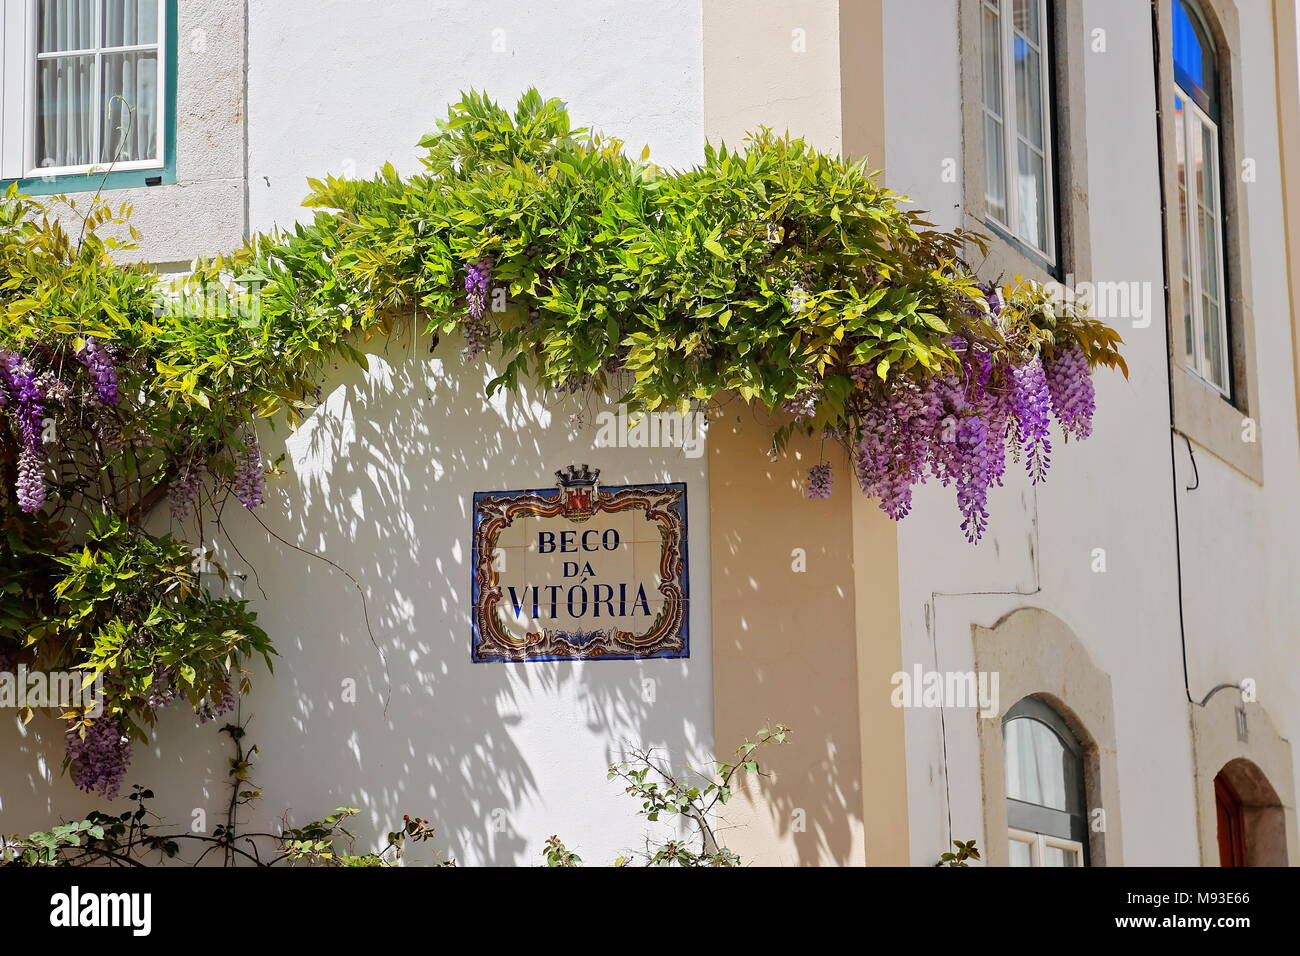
left=782, top=388, right=820, bottom=422
left=806, top=462, right=832, bottom=499
left=462, top=257, right=494, bottom=361
left=197, top=682, right=237, bottom=723
left=76, top=340, right=120, bottom=405
left=168, top=456, right=207, bottom=520
left=1010, top=356, right=1053, bottom=482
left=1, top=351, right=49, bottom=512
left=232, top=434, right=265, bottom=509
left=66, top=717, right=132, bottom=799
left=1044, top=344, right=1096, bottom=440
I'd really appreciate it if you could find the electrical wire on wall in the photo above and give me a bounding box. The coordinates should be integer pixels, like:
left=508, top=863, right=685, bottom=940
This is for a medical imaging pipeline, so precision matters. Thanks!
left=1150, top=0, right=1244, bottom=712
left=924, top=485, right=1043, bottom=853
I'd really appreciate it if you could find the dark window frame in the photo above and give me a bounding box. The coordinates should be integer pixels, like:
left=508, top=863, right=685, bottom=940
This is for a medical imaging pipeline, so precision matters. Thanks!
left=1003, top=695, right=1090, bottom=863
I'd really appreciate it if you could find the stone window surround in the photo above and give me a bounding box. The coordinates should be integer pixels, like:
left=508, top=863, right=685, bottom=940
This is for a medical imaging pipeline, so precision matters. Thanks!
left=1190, top=692, right=1298, bottom=866
left=959, top=0, right=1263, bottom=480
left=958, top=0, right=1093, bottom=289
left=1156, top=0, right=1263, bottom=482
left=1, top=0, right=248, bottom=264
left=973, top=606, right=1124, bottom=866
left=0, top=0, right=177, bottom=191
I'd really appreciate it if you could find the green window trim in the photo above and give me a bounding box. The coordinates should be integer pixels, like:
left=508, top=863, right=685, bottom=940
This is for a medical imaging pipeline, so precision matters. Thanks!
left=3, top=0, right=178, bottom=196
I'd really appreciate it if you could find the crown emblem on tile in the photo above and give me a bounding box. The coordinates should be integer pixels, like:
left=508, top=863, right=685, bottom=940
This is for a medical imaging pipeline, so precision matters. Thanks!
left=555, top=465, right=599, bottom=521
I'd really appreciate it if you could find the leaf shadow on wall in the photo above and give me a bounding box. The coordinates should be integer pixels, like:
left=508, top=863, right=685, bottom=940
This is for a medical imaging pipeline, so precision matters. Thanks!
left=180, top=324, right=712, bottom=866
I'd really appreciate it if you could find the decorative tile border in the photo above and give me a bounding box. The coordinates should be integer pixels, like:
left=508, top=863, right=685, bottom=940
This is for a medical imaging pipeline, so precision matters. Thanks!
left=471, top=466, right=688, bottom=663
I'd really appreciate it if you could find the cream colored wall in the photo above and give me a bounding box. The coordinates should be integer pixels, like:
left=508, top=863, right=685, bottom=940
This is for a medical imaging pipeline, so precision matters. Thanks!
left=1276, top=0, right=1300, bottom=453
left=702, top=0, right=845, bottom=152
left=890, top=0, right=1300, bottom=867
left=707, top=416, right=866, bottom=865
left=851, top=479, right=910, bottom=863
left=706, top=411, right=907, bottom=866
left=703, top=0, right=907, bottom=866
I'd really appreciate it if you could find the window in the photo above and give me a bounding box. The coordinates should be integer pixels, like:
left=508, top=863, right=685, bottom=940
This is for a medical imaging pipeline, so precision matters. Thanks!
left=1003, top=697, right=1087, bottom=866
left=979, top=0, right=1056, bottom=264
left=1, top=0, right=174, bottom=191
left=1172, top=0, right=1230, bottom=396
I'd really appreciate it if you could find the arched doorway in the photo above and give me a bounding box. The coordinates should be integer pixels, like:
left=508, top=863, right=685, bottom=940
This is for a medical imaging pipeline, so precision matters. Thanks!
left=1213, top=758, right=1288, bottom=867
left=1214, top=772, right=1245, bottom=866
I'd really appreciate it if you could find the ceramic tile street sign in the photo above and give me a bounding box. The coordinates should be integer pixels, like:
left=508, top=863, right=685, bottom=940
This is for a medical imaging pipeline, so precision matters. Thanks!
left=471, top=466, right=688, bottom=662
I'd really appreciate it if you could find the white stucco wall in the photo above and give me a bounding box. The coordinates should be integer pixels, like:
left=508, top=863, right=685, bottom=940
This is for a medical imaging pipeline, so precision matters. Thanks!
left=887, top=0, right=1299, bottom=866
left=232, top=0, right=712, bottom=866
left=247, top=0, right=705, bottom=233
left=1, top=0, right=712, bottom=867
left=205, top=340, right=715, bottom=867
left=1176, top=0, right=1300, bottom=815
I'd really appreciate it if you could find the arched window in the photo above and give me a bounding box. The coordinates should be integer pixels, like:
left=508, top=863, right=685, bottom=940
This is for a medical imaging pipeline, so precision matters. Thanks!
left=1172, top=0, right=1230, bottom=395
left=1003, top=697, right=1087, bottom=866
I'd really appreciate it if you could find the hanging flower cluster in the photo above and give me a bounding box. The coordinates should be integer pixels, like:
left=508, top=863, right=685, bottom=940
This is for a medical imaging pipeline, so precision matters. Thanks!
left=65, top=717, right=133, bottom=800
left=196, top=681, right=237, bottom=723
left=806, top=462, right=833, bottom=499
left=232, top=434, right=265, bottom=509
left=0, top=340, right=129, bottom=515
left=1044, top=343, right=1097, bottom=440
left=0, top=351, right=49, bottom=512
left=76, top=339, right=120, bottom=405
left=808, top=286, right=1099, bottom=542
left=461, top=257, right=493, bottom=361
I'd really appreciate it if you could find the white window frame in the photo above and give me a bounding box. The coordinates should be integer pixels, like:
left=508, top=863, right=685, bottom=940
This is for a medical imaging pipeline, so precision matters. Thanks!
left=980, top=0, right=1057, bottom=266
left=11, top=0, right=166, bottom=180
left=1008, top=827, right=1084, bottom=867
left=1174, top=92, right=1231, bottom=397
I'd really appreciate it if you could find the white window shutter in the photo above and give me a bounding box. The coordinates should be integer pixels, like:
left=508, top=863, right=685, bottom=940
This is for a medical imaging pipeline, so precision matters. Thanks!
left=1, top=0, right=30, bottom=181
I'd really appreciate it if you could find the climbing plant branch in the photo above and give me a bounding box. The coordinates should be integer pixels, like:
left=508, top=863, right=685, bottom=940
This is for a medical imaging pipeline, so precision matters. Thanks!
left=0, top=89, right=1124, bottom=799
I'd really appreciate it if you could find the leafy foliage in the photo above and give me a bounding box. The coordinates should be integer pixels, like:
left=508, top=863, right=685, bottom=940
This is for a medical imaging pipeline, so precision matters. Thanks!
left=0, top=725, right=449, bottom=867
left=48, top=514, right=272, bottom=725
left=0, top=89, right=1125, bottom=797
left=0, top=194, right=278, bottom=794
left=545, top=724, right=791, bottom=867
left=936, top=839, right=982, bottom=867
left=263, top=89, right=1124, bottom=537
left=284, top=89, right=1123, bottom=426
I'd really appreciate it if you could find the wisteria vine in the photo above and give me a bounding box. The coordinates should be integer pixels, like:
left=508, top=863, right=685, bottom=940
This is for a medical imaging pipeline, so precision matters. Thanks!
left=808, top=286, right=1098, bottom=542
left=0, top=90, right=1123, bottom=800
left=0, top=312, right=272, bottom=797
